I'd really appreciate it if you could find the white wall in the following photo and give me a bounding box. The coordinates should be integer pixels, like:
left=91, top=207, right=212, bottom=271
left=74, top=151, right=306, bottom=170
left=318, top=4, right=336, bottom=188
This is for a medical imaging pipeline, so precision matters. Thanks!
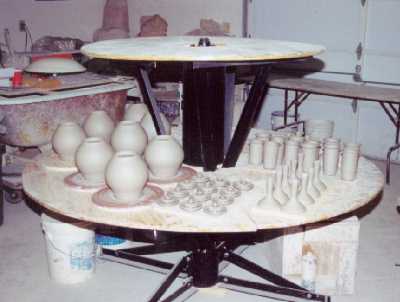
left=0, top=0, right=104, bottom=51
left=248, top=0, right=400, bottom=160
left=0, top=0, right=243, bottom=52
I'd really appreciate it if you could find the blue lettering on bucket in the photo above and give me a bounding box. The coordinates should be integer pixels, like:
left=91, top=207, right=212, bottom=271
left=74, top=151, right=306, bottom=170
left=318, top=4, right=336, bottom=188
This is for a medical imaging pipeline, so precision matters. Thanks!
left=70, top=241, right=94, bottom=271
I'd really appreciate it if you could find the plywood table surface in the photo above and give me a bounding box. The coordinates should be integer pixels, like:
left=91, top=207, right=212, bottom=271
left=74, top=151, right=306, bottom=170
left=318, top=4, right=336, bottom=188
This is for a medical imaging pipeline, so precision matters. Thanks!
left=22, top=157, right=383, bottom=233
left=268, top=77, right=400, bottom=104
left=80, top=36, right=325, bottom=62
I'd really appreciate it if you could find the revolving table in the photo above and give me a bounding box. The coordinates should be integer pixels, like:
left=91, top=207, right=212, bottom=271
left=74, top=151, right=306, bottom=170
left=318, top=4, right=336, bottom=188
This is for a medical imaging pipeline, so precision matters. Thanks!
left=22, top=156, right=383, bottom=302
left=81, top=36, right=324, bottom=171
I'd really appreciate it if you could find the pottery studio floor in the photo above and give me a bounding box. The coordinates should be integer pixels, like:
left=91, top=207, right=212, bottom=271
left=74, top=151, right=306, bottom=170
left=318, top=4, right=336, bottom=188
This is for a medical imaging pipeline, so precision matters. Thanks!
left=1, top=159, right=399, bottom=302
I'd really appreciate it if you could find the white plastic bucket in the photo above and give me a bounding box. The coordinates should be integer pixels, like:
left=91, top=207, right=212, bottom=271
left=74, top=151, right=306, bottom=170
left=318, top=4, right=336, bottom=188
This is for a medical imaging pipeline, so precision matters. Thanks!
left=41, top=213, right=96, bottom=284
left=271, top=111, right=298, bottom=131
left=304, top=119, right=334, bottom=141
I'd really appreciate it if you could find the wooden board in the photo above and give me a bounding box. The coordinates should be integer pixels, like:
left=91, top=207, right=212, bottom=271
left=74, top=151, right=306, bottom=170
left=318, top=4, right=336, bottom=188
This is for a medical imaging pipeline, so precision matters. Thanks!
left=22, top=158, right=383, bottom=233
left=0, top=72, right=119, bottom=97
left=81, top=36, right=324, bottom=62
left=268, top=77, right=400, bottom=104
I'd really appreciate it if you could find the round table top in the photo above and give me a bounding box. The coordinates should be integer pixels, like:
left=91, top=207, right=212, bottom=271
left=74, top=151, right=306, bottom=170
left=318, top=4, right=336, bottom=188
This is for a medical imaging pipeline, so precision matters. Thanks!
left=22, top=155, right=383, bottom=233
left=80, top=36, right=325, bottom=62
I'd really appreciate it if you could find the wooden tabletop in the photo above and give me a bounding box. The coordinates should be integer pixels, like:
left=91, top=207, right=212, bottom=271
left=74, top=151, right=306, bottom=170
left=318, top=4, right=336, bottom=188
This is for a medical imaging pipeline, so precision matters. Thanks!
left=22, top=155, right=383, bottom=233
left=80, top=36, right=325, bottom=62
left=269, top=77, right=400, bottom=104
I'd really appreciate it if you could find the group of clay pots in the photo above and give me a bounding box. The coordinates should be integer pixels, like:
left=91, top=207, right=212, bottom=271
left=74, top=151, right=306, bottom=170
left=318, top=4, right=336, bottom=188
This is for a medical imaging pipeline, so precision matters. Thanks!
left=52, top=103, right=183, bottom=202
left=253, top=130, right=362, bottom=215
left=249, top=130, right=361, bottom=182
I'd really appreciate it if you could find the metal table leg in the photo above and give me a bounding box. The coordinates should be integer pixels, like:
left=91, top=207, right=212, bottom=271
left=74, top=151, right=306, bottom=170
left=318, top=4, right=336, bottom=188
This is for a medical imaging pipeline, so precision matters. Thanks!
left=0, top=143, right=5, bottom=225
left=223, top=65, right=271, bottom=168
left=379, top=102, right=400, bottom=184
left=101, top=234, right=330, bottom=302
left=135, top=65, right=167, bottom=135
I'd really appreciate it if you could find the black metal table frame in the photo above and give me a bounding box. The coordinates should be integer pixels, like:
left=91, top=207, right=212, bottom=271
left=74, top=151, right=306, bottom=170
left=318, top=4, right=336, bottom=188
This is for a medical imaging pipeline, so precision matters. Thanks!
left=134, top=58, right=310, bottom=171
left=100, top=231, right=330, bottom=302
left=275, top=88, right=400, bottom=184
left=105, top=57, right=332, bottom=301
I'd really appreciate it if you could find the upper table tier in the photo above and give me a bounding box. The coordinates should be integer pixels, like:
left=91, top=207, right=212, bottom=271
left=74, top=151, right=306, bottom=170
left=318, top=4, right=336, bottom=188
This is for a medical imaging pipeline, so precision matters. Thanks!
left=80, top=36, right=325, bottom=63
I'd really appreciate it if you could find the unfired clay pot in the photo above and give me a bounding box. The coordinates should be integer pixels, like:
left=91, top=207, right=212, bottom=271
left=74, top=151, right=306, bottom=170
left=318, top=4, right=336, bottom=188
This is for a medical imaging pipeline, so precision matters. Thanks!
left=75, top=137, right=113, bottom=184
left=52, top=122, right=86, bottom=161
left=144, top=135, right=184, bottom=178
left=341, top=148, right=360, bottom=181
left=249, top=139, right=263, bottom=165
left=273, top=166, right=289, bottom=205
left=124, top=103, right=149, bottom=122
left=302, top=142, right=318, bottom=172
left=263, top=140, right=279, bottom=170
left=106, top=151, right=148, bottom=201
left=285, top=140, right=299, bottom=163
left=323, top=144, right=339, bottom=176
left=272, top=136, right=285, bottom=166
left=83, top=110, right=115, bottom=142
left=258, top=176, right=281, bottom=210
left=283, top=178, right=306, bottom=214
left=111, top=121, right=148, bottom=154
left=140, top=112, right=171, bottom=141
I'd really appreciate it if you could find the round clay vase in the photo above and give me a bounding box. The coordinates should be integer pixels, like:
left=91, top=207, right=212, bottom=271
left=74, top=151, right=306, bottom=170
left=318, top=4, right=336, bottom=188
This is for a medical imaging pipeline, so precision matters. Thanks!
left=111, top=121, right=148, bottom=154
left=52, top=122, right=86, bottom=161
left=144, top=135, right=184, bottom=178
left=75, top=137, right=113, bottom=184
left=124, top=103, right=149, bottom=122
left=83, top=110, right=115, bottom=142
left=140, top=112, right=171, bottom=141
left=106, top=151, right=149, bottom=202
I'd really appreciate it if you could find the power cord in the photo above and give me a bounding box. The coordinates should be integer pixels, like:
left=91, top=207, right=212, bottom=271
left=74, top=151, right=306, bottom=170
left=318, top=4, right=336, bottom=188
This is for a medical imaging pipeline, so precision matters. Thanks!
left=23, top=24, right=33, bottom=52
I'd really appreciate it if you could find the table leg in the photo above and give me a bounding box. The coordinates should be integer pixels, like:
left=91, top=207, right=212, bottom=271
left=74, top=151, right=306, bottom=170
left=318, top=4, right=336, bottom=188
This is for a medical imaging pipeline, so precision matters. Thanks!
left=182, top=65, right=227, bottom=170
left=101, top=234, right=330, bottom=302
left=284, top=89, right=289, bottom=125
left=135, top=65, right=167, bottom=135
left=0, top=144, right=4, bottom=226
left=223, top=65, right=271, bottom=168
left=380, top=102, right=400, bottom=184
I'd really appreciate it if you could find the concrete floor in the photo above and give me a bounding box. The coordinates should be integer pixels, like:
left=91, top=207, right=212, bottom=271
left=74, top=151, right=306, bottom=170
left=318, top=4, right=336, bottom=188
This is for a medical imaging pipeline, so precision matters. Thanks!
left=0, top=159, right=399, bottom=302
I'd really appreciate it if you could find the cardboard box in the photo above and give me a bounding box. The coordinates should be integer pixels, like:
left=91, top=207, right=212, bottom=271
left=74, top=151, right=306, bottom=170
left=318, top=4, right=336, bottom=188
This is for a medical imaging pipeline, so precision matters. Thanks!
left=264, top=216, right=360, bottom=295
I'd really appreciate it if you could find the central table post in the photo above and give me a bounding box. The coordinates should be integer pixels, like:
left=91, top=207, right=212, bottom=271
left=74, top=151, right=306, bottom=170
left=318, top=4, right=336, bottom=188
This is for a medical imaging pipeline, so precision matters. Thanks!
left=182, top=63, right=227, bottom=170
left=181, top=63, right=271, bottom=171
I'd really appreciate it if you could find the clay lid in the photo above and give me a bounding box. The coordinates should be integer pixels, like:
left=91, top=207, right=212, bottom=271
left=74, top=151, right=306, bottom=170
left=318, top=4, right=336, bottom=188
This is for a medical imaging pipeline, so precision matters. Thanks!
left=24, top=58, right=86, bottom=74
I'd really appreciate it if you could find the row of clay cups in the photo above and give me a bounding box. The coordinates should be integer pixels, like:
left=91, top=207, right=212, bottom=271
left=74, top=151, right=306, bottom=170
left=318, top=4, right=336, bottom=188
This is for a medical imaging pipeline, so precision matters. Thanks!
left=249, top=134, right=318, bottom=170
left=250, top=130, right=304, bottom=167
left=322, top=141, right=361, bottom=181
